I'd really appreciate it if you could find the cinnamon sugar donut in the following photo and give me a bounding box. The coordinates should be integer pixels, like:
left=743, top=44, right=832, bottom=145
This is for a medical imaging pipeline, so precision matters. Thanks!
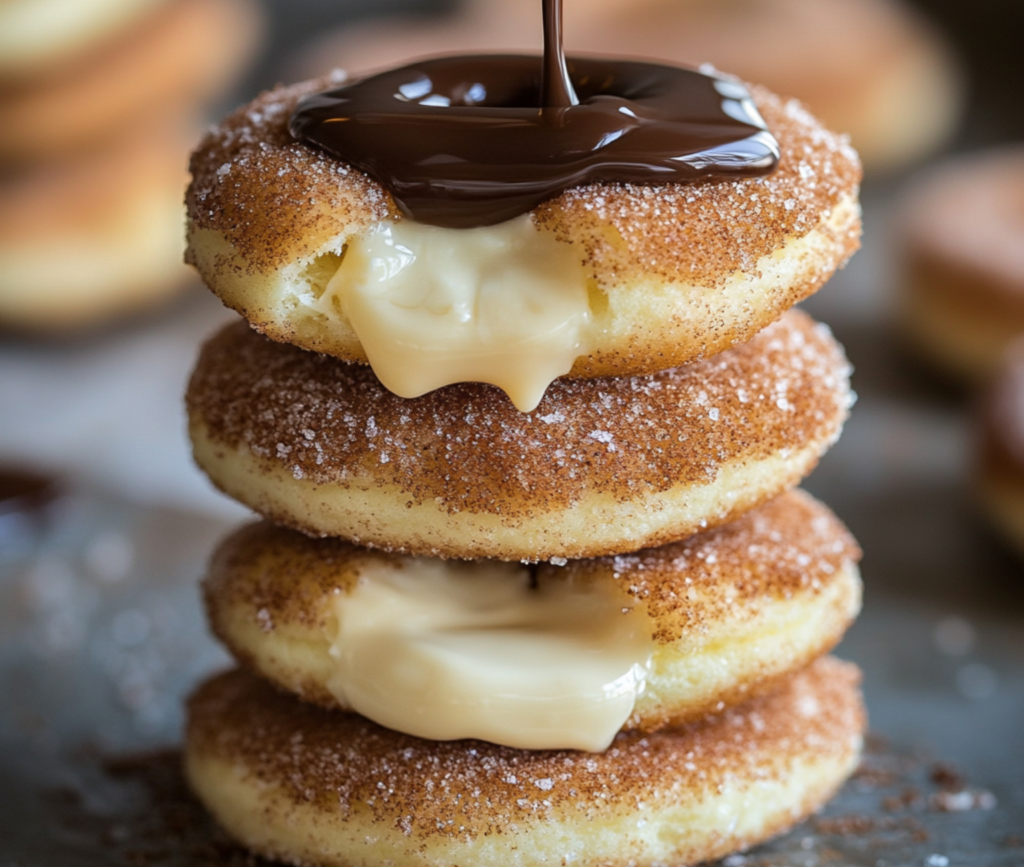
left=977, top=340, right=1024, bottom=556
left=297, top=0, right=958, bottom=171
left=0, top=0, right=162, bottom=79
left=186, top=658, right=865, bottom=867
left=0, top=121, right=194, bottom=331
left=900, top=148, right=1024, bottom=381
left=185, top=77, right=861, bottom=381
left=204, top=490, right=862, bottom=733
left=0, top=0, right=261, bottom=161
left=186, top=310, right=852, bottom=561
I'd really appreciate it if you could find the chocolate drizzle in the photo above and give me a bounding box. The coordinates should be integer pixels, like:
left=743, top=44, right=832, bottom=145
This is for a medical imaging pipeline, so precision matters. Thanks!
left=289, top=0, right=780, bottom=228
left=542, top=0, right=577, bottom=110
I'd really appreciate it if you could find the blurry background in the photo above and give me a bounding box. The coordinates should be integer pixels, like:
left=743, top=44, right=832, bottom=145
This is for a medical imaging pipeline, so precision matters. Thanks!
left=1, top=0, right=1023, bottom=864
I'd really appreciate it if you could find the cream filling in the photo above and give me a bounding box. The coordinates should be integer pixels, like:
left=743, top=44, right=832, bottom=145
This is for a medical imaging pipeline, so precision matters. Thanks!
left=325, top=558, right=652, bottom=751
left=0, top=0, right=163, bottom=69
left=316, top=215, right=592, bottom=412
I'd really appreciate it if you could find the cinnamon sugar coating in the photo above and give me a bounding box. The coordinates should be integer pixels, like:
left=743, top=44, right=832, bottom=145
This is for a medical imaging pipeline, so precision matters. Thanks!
left=187, top=76, right=858, bottom=285
left=567, top=488, right=861, bottom=644
left=206, top=489, right=859, bottom=646
left=185, top=658, right=864, bottom=867
left=203, top=489, right=862, bottom=729
left=187, top=310, right=850, bottom=522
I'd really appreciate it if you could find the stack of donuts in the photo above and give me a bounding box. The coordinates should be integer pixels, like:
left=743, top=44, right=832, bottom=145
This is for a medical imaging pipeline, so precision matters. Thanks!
left=181, top=72, right=866, bottom=867
left=0, top=0, right=260, bottom=331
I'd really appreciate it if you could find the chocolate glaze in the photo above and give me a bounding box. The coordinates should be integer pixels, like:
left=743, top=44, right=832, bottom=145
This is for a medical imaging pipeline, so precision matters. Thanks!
left=290, top=0, right=779, bottom=228
left=542, top=0, right=577, bottom=110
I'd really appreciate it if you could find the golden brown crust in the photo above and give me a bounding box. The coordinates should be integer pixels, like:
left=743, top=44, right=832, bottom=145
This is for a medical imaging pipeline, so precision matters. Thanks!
left=203, top=489, right=861, bottom=728
left=188, top=309, right=847, bottom=516
left=0, top=0, right=261, bottom=161
left=186, top=658, right=864, bottom=867
left=186, top=74, right=393, bottom=273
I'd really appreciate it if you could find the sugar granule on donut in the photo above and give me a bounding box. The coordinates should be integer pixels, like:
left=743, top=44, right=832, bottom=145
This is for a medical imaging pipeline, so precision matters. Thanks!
left=186, top=309, right=853, bottom=560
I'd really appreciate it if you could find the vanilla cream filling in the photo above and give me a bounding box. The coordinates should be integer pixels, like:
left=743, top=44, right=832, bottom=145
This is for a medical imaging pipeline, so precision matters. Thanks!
left=325, top=558, right=651, bottom=751
left=317, top=215, right=592, bottom=412
left=0, top=0, right=163, bottom=71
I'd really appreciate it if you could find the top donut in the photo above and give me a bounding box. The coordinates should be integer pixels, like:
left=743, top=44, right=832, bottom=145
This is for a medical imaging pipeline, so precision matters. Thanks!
left=186, top=73, right=860, bottom=394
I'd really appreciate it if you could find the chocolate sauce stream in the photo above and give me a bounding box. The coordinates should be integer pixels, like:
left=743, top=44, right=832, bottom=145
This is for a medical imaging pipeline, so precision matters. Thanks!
left=542, top=0, right=577, bottom=110
left=290, top=8, right=780, bottom=228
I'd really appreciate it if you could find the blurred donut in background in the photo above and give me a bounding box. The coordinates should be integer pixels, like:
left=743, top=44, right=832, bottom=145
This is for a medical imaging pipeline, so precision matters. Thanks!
left=293, top=0, right=962, bottom=172
left=0, top=0, right=262, bottom=333
left=0, top=0, right=262, bottom=162
left=977, top=338, right=1024, bottom=558
left=0, top=123, right=196, bottom=331
left=898, top=148, right=1024, bottom=382
left=0, top=0, right=164, bottom=78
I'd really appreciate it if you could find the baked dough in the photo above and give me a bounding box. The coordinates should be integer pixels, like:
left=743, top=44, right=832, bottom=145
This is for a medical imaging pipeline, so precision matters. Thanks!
left=186, top=310, right=853, bottom=560
left=204, top=490, right=862, bottom=732
left=185, top=657, right=864, bottom=867
left=185, top=77, right=861, bottom=379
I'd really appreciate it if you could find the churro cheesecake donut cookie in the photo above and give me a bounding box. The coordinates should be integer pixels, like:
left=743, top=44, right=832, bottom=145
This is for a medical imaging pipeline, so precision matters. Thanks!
left=187, top=310, right=853, bottom=560
left=977, top=340, right=1024, bottom=557
left=0, top=121, right=194, bottom=331
left=899, top=148, right=1024, bottom=382
left=0, top=0, right=262, bottom=162
left=186, top=657, right=865, bottom=867
left=204, top=490, right=862, bottom=745
left=185, top=72, right=860, bottom=408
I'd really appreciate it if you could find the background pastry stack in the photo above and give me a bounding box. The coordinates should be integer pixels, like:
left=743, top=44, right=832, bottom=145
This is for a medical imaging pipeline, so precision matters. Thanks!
left=0, top=0, right=260, bottom=332
left=181, top=69, right=867, bottom=867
